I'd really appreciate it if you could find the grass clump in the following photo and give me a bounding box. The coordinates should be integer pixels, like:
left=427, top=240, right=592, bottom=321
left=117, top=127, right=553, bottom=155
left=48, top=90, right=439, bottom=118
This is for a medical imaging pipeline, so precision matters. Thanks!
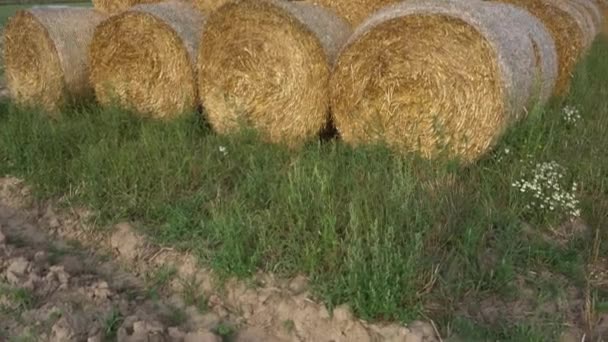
left=0, top=34, right=607, bottom=342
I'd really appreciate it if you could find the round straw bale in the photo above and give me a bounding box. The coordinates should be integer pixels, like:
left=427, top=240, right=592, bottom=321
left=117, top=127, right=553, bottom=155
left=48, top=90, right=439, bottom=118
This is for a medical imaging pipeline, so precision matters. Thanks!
left=306, top=0, right=399, bottom=26
left=190, top=0, right=230, bottom=12
left=549, top=0, right=597, bottom=47
left=3, top=7, right=107, bottom=113
left=92, top=0, right=162, bottom=14
left=497, top=0, right=585, bottom=95
left=487, top=1, right=558, bottom=104
left=89, top=0, right=205, bottom=119
left=571, top=0, right=603, bottom=34
left=330, top=0, right=537, bottom=162
left=197, top=0, right=352, bottom=147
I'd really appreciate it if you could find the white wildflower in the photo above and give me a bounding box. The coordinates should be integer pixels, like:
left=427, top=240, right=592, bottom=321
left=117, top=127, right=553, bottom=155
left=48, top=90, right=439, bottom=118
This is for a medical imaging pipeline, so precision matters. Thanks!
left=219, top=146, right=228, bottom=155
left=562, top=105, right=582, bottom=125
left=511, top=160, right=581, bottom=219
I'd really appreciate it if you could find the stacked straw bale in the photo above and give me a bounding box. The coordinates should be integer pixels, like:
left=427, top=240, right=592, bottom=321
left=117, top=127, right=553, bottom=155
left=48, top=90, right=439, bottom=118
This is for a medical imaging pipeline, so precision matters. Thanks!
left=197, top=0, right=352, bottom=147
left=3, top=7, right=107, bottom=113
left=92, top=0, right=162, bottom=14
left=495, top=3, right=557, bottom=105
left=330, top=0, right=537, bottom=162
left=305, top=0, right=399, bottom=26
left=495, top=0, right=586, bottom=95
left=549, top=0, right=597, bottom=48
left=571, top=0, right=603, bottom=36
left=89, top=0, right=205, bottom=119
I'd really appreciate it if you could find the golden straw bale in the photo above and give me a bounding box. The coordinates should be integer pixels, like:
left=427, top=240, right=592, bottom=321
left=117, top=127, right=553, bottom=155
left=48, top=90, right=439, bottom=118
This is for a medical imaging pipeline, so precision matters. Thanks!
left=497, top=0, right=585, bottom=95
left=305, top=0, right=399, bottom=26
left=89, top=0, right=206, bottom=119
left=197, top=0, right=352, bottom=147
left=330, top=0, right=536, bottom=162
left=92, top=0, right=161, bottom=14
left=3, top=7, right=107, bottom=113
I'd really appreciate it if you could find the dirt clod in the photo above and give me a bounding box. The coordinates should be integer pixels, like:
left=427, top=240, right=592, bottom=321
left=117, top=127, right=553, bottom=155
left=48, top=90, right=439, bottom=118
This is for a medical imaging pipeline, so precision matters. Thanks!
left=287, top=275, right=308, bottom=295
left=184, top=330, right=222, bottom=342
left=111, top=222, right=145, bottom=261
left=50, top=316, right=78, bottom=342
left=332, top=304, right=354, bottom=322
left=6, top=256, right=30, bottom=285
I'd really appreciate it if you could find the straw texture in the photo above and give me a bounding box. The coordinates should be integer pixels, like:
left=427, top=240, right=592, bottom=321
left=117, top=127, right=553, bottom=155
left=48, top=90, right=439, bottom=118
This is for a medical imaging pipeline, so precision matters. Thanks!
left=330, top=0, right=536, bottom=162
left=497, top=0, right=585, bottom=95
left=549, top=0, right=596, bottom=47
left=3, top=7, right=107, bottom=113
left=191, top=0, right=230, bottom=12
left=487, top=1, right=558, bottom=104
left=89, top=0, right=206, bottom=119
left=572, top=0, right=603, bottom=34
left=306, top=0, right=399, bottom=26
left=92, top=0, right=161, bottom=14
left=197, top=0, right=352, bottom=147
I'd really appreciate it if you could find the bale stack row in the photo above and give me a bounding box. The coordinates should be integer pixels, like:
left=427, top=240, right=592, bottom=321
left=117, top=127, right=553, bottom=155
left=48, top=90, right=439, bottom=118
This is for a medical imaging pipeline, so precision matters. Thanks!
left=2, top=0, right=605, bottom=163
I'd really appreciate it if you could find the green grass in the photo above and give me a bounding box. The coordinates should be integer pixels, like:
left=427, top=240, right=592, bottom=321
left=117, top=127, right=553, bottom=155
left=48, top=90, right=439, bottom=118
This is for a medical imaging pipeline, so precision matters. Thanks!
left=144, top=266, right=177, bottom=300
left=102, top=307, right=122, bottom=342
left=0, top=284, right=37, bottom=315
left=0, top=35, right=607, bottom=342
left=180, top=276, right=208, bottom=313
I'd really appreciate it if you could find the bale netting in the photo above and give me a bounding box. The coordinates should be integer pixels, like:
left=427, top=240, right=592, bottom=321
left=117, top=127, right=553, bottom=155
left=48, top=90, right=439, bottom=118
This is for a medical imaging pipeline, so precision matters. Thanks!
left=3, top=7, right=107, bottom=113
left=307, top=0, right=399, bottom=26
left=92, top=0, right=162, bottom=14
left=89, top=0, right=206, bottom=119
left=549, top=0, right=597, bottom=48
left=330, top=0, right=537, bottom=163
left=488, top=2, right=558, bottom=105
left=571, top=0, right=603, bottom=35
left=496, top=0, right=586, bottom=95
left=197, top=0, right=352, bottom=147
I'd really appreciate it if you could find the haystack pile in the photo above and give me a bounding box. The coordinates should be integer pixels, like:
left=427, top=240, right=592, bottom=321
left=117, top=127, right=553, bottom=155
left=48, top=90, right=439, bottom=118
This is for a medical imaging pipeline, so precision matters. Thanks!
left=1, top=0, right=605, bottom=162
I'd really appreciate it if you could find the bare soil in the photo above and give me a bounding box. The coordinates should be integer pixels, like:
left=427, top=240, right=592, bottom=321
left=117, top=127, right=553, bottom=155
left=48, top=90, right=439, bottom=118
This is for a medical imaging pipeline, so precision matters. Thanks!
left=0, top=176, right=440, bottom=342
